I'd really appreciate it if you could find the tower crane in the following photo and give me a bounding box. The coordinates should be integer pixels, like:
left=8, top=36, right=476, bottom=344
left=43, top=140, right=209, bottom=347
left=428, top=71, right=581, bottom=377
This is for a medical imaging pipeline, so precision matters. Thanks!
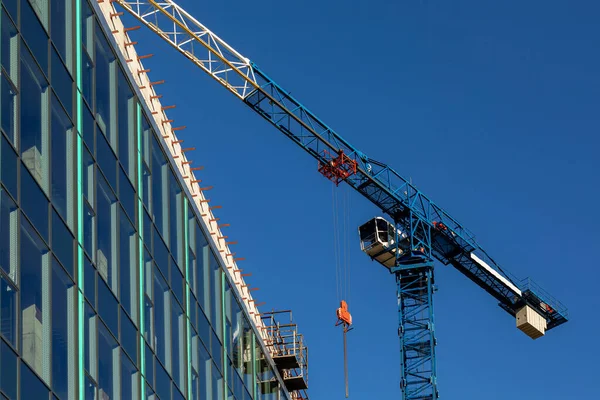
left=114, top=1, right=569, bottom=398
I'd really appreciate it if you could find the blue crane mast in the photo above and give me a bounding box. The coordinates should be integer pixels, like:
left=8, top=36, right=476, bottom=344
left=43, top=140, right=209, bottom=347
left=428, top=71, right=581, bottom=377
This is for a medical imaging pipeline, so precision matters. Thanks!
left=114, top=1, right=569, bottom=398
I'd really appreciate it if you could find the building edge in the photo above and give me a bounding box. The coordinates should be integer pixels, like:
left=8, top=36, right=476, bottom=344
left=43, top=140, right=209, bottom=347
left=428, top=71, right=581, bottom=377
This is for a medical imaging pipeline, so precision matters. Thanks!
left=92, top=1, right=304, bottom=399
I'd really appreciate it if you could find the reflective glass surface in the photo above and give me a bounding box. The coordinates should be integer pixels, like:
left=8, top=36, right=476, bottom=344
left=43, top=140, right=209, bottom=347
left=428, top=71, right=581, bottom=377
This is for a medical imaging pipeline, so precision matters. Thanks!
left=0, top=1, right=292, bottom=398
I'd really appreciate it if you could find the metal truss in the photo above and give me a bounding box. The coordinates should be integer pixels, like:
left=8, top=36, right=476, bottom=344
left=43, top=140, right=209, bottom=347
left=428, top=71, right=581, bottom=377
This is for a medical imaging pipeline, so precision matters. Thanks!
left=115, top=0, right=258, bottom=98
left=392, top=259, right=437, bottom=400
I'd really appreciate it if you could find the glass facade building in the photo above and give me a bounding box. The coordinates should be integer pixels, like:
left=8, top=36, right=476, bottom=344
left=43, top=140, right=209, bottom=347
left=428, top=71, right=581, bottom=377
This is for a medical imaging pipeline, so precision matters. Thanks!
left=0, top=1, right=305, bottom=399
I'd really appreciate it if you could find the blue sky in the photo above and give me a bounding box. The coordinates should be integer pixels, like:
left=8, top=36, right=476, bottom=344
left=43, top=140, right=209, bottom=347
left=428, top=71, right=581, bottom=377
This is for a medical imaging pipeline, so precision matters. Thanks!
left=127, top=0, right=599, bottom=398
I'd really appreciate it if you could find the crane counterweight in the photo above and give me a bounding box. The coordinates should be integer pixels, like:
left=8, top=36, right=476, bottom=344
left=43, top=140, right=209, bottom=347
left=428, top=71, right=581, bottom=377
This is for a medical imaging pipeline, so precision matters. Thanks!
left=516, top=305, right=547, bottom=339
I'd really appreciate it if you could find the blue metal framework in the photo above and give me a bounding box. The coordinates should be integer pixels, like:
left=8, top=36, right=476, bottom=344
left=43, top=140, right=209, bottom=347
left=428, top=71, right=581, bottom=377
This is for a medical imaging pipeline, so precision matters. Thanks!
left=244, top=65, right=568, bottom=327
left=392, top=253, right=437, bottom=400
left=112, top=1, right=569, bottom=398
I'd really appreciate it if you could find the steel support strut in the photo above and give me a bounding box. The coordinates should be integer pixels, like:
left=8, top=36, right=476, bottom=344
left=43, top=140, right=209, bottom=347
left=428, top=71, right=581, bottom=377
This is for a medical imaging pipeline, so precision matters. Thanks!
left=392, top=259, right=437, bottom=400
left=392, top=209, right=437, bottom=400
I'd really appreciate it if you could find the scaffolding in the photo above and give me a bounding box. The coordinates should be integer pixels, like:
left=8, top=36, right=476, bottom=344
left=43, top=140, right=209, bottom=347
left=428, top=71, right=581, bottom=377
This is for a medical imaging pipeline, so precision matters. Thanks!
left=261, top=310, right=309, bottom=400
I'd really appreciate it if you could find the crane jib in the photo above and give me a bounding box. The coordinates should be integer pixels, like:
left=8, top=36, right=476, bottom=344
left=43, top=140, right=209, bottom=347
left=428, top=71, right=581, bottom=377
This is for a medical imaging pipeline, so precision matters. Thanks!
left=242, top=67, right=551, bottom=316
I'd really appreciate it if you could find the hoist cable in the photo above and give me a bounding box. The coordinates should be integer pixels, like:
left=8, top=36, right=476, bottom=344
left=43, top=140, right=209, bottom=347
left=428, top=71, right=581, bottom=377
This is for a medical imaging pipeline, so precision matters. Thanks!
left=332, top=182, right=342, bottom=302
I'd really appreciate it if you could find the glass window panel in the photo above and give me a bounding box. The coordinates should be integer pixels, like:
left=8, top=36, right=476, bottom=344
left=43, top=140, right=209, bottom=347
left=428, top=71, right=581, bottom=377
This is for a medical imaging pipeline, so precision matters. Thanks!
left=190, top=332, right=199, bottom=374
left=0, top=75, right=16, bottom=146
left=83, top=145, right=94, bottom=202
left=171, top=293, right=185, bottom=390
left=153, top=264, right=170, bottom=369
left=144, top=342, right=154, bottom=389
left=171, top=257, right=184, bottom=308
left=141, top=116, right=152, bottom=209
left=3, top=0, right=17, bottom=20
left=151, top=134, right=168, bottom=240
left=51, top=93, right=74, bottom=225
left=211, top=255, right=222, bottom=338
left=153, top=226, right=168, bottom=279
left=21, top=362, right=50, bottom=400
left=121, top=351, right=139, bottom=399
left=0, top=339, right=17, bottom=399
left=173, top=386, right=185, bottom=400
left=211, top=330, right=222, bottom=374
left=51, top=210, right=74, bottom=277
left=97, top=173, right=117, bottom=292
left=82, top=49, right=93, bottom=110
left=224, top=284, right=232, bottom=356
left=119, top=166, right=135, bottom=222
left=21, top=43, right=50, bottom=191
left=188, top=249, right=197, bottom=299
left=20, top=218, right=50, bottom=382
left=146, top=384, right=154, bottom=400
left=197, top=305, right=210, bottom=351
left=143, top=209, right=152, bottom=252
left=29, top=0, right=50, bottom=27
left=1, top=11, right=17, bottom=144
left=0, top=190, right=17, bottom=284
left=242, top=318, right=253, bottom=390
left=257, top=343, right=279, bottom=400
left=0, top=277, right=16, bottom=346
left=199, top=341, right=212, bottom=400
left=191, top=369, right=199, bottom=400
left=98, top=321, right=119, bottom=400
left=142, top=161, right=151, bottom=213
left=120, top=207, right=137, bottom=319
left=21, top=163, right=49, bottom=241
left=50, top=0, right=73, bottom=69
left=22, top=0, right=48, bottom=73
left=84, top=257, right=95, bottom=307
left=82, top=101, right=94, bottom=154
left=190, top=300, right=198, bottom=336
left=97, top=128, right=117, bottom=191
left=97, top=278, right=118, bottom=337
left=187, top=210, right=196, bottom=297
left=94, top=24, right=116, bottom=145
left=169, top=170, right=183, bottom=267
left=51, top=48, right=73, bottom=118
left=233, top=367, right=245, bottom=400
left=51, top=257, right=75, bottom=400
left=231, top=299, right=244, bottom=377
left=83, top=199, right=95, bottom=260
left=143, top=250, right=153, bottom=346
left=120, top=307, right=137, bottom=367
left=211, top=361, right=223, bottom=400
left=118, top=67, right=135, bottom=178
left=187, top=206, right=196, bottom=251
left=84, top=302, right=97, bottom=380
left=227, top=361, right=234, bottom=398
left=0, top=136, right=17, bottom=197
left=155, top=358, right=171, bottom=400
left=81, top=0, right=94, bottom=53
left=85, top=374, right=96, bottom=400
left=195, top=224, right=210, bottom=317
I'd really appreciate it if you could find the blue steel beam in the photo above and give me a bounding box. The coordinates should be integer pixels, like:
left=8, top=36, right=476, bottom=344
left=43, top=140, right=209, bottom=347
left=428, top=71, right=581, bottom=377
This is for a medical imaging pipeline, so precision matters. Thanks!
left=392, top=253, right=438, bottom=400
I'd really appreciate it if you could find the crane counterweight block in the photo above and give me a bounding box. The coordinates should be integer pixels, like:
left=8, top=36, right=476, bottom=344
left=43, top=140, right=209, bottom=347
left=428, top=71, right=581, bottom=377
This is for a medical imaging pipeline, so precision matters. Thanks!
left=318, top=149, right=357, bottom=186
